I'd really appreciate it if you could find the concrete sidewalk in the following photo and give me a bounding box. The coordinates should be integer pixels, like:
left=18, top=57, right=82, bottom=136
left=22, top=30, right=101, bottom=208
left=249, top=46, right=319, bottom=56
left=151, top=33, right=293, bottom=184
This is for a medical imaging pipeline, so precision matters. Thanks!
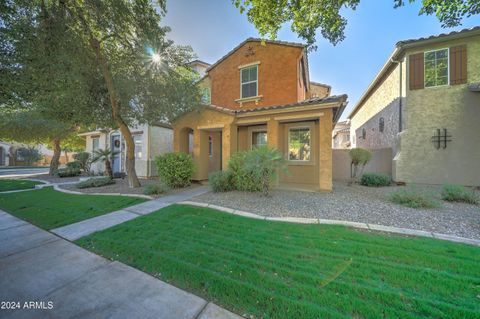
left=51, top=186, right=210, bottom=241
left=0, top=210, right=241, bottom=319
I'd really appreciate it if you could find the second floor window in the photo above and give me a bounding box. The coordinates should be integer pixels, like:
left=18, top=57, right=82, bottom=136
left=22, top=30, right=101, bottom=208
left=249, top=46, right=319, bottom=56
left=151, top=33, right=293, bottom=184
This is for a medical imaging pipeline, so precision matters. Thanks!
left=241, top=65, right=258, bottom=98
left=201, top=87, right=211, bottom=104
left=424, top=48, right=448, bottom=87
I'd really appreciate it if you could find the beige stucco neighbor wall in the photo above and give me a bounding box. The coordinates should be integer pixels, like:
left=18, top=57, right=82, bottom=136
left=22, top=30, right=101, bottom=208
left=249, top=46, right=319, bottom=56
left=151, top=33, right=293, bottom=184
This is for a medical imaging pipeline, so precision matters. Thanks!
left=333, top=148, right=393, bottom=181
left=350, top=61, right=406, bottom=148
left=395, top=36, right=480, bottom=186
left=148, top=126, right=173, bottom=176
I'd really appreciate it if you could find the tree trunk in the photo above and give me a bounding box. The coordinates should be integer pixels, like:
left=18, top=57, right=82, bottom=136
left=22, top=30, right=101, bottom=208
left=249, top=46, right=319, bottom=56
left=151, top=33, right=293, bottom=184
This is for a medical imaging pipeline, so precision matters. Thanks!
left=105, top=159, right=113, bottom=179
left=90, top=37, right=140, bottom=188
left=49, top=139, right=61, bottom=175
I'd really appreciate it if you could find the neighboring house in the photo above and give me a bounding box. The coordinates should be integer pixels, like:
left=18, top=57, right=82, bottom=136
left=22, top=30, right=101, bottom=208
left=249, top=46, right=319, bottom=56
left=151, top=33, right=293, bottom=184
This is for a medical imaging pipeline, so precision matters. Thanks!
left=189, top=59, right=211, bottom=78
left=80, top=123, right=173, bottom=177
left=172, top=38, right=347, bottom=192
left=332, top=120, right=350, bottom=149
left=0, top=141, right=10, bottom=166
left=349, top=27, right=480, bottom=186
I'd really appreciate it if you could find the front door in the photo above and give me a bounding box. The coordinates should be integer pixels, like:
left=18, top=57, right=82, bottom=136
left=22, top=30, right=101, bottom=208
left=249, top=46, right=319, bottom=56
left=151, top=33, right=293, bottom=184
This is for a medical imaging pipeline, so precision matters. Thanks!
left=111, top=135, right=121, bottom=174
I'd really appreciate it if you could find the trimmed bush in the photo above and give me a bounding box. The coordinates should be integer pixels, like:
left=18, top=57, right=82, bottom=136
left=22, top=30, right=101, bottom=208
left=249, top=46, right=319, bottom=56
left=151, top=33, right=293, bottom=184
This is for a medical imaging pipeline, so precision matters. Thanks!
left=228, top=152, right=261, bottom=192
left=441, top=184, right=479, bottom=204
left=143, top=182, right=170, bottom=195
left=76, top=177, right=115, bottom=189
left=155, top=152, right=195, bottom=188
left=209, top=171, right=234, bottom=192
left=389, top=188, right=440, bottom=209
left=56, top=167, right=81, bottom=177
left=66, top=161, right=81, bottom=170
left=360, top=173, right=391, bottom=187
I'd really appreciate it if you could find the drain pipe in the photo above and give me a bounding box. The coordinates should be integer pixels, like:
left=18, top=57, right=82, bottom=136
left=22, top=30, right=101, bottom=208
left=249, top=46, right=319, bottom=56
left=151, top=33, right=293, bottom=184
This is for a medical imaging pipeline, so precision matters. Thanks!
left=390, top=57, right=403, bottom=132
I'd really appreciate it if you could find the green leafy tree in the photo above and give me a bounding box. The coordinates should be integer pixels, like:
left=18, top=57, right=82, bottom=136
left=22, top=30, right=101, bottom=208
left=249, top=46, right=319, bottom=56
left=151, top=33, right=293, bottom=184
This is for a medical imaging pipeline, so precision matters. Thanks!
left=1, top=0, right=200, bottom=188
left=16, top=146, right=43, bottom=166
left=64, top=0, right=200, bottom=187
left=0, top=110, right=79, bottom=174
left=349, top=147, right=372, bottom=184
left=233, top=0, right=479, bottom=48
left=92, top=148, right=119, bottom=179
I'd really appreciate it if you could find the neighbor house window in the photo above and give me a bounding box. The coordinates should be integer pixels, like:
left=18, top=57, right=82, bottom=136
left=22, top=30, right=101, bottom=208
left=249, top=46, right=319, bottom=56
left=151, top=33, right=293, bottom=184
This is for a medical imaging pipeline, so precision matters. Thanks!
left=288, top=127, right=311, bottom=161
left=379, top=117, right=385, bottom=133
left=208, top=136, right=212, bottom=157
left=424, top=48, right=448, bottom=87
left=201, top=87, right=211, bottom=104
left=133, top=135, right=142, bottom=159
left=252, top=131, right=267, bottom=148
left=362, top=128, right=366, bottom=139
left=240, top=65, right=258, bottom=98
left=92, top=137, right=99, bottom=152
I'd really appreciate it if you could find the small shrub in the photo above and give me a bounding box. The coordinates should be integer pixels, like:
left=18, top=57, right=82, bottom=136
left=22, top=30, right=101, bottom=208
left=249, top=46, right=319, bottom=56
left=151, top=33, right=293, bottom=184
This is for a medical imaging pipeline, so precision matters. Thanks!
left=243, top=146, right=287, bottom=196
left=155, top=152, right=195, bottom=188
left=56, top=167, right=81, bottom=177
left=349, top=148, right=372, bottom=183
left=441, top=184, right=479, bottom=204
left=113, top=172, right=126, bottom=179
left=76, top=177, right=115, bottom=189
left=209, top=171, right=234, bottom=192
left=66, top=161, right=81, bottom=170
left=360, top=173, right=391, bottom=187
left=228, top=152, right=261, bottom=192
left=389, top=188, right=440, bottom=209
left=143, top=182, right=170, bottom=195
left=73, top=152, right=91, bottom=172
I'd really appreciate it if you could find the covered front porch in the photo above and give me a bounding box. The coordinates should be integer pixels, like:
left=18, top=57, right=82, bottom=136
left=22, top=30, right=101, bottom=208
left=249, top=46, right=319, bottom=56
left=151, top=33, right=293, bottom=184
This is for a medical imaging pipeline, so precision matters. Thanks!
left=173, top=98, right=346, bottom=192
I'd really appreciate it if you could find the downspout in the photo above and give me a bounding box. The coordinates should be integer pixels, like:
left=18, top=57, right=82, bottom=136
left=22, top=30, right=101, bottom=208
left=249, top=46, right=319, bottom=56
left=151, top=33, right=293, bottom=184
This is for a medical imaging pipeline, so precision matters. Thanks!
left=390, top=57, right=403, bottom=132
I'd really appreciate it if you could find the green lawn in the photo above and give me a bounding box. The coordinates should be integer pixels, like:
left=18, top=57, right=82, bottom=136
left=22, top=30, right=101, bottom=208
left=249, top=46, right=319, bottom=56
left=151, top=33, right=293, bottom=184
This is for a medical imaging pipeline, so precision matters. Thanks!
left=0, top=179, right=43, bottom=192
left=0, top=187, right=146, bottom=229
left=76, top=205, right=480, bottom=319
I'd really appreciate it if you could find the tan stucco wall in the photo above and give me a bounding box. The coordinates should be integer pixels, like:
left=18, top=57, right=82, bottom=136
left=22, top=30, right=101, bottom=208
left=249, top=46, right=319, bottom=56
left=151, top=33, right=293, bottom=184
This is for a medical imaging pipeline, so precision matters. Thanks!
left=173, top=105, right=337, bottom=191
left=394, top=36, right=480, bottom=186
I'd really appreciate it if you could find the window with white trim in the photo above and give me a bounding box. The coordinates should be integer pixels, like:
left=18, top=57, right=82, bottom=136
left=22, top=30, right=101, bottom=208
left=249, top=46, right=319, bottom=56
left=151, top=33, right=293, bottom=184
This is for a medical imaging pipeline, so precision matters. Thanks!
left=201, top=87, right=211, bottom=104
left=424, top=48, right=448, bottom=87
left=92, top=137, right=99, bottom=152
left=133, top=135, right=142, bottom=159
left=288, top=127, right=311, bottom=161
left=240, top=65, right=258, bottom=98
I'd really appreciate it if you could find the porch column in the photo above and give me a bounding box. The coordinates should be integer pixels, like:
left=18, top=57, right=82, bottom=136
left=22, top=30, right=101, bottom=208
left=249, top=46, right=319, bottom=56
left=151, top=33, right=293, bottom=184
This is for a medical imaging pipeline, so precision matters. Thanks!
left=267, top=119, right=280, bottom=187
left=319, top=110, right=333, bottom=192
left=267, top=119, right=280, bottom=149
left=193, top=129, right=209, bottom=180
left=222, top=124, right=237, bottom=171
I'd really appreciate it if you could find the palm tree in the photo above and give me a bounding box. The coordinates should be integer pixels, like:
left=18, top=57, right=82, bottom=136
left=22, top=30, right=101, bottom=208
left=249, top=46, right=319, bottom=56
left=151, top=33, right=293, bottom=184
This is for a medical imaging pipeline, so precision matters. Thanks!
left=92, top=148, right=119, bottom=179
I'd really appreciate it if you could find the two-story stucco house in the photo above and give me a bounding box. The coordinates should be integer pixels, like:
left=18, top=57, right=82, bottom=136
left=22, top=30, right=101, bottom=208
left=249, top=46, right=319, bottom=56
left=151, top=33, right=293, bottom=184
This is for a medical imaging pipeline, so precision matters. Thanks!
left=172, top=38, right=348, bottom=191
left=349, top=27, right=480, bottom=186
left=80, top=123, right=173, bottom=177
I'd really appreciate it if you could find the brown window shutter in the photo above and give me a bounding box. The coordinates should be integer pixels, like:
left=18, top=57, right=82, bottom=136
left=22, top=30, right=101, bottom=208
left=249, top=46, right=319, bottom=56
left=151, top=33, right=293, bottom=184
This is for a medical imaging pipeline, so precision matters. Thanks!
left=409, top=53, right=424, bottom=90
left=450, top=45, right=467, bottom=85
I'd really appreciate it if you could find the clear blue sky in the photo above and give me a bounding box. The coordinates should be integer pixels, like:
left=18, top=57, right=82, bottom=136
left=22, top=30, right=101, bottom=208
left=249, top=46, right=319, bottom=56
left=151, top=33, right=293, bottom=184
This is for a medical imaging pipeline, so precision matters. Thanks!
left=162, top=0, right=480, bottom=119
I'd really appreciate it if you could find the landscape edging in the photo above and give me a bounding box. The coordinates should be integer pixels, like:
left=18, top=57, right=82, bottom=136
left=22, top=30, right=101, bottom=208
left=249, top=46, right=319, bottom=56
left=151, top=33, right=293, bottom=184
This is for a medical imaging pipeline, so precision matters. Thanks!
left=180, top=201, right=480, bottom=247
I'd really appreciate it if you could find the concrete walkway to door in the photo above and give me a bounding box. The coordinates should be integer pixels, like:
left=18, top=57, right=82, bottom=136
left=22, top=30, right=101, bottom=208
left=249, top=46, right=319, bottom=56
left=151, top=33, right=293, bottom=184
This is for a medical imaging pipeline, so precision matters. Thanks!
left=51, top=186, right=210, bottom=241
left=0, top=210, right=241, bottom=319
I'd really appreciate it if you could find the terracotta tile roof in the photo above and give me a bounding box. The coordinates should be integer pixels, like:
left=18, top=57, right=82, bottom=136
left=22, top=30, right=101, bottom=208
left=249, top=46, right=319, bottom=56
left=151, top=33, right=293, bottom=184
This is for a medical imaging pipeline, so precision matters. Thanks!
left=397, top=26, right=480, bottom=46
left=206, top=38, right=306, bottom=73
left=234, top=95, right=348, bottom=114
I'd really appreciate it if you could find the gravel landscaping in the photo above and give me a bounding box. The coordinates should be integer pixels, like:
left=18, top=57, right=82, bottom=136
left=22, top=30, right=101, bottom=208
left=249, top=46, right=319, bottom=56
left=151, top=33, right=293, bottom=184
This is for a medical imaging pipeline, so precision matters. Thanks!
left=194, top=182, right=480, bottom=240
left=61, top=178, right=202, bottom=197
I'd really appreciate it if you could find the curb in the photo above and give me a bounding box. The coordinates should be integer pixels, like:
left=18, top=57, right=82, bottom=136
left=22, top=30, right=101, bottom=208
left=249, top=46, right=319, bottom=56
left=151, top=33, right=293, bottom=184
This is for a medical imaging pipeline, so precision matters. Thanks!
left=53, top=185, right=154, bottom=200
left=180, top=201, right=480, bottom=247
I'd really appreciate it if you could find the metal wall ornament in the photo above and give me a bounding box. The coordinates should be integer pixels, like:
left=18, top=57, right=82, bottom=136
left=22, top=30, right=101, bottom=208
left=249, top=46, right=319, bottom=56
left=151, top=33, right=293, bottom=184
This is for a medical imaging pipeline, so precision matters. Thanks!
left=431, top=129, right=452, bottom=149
